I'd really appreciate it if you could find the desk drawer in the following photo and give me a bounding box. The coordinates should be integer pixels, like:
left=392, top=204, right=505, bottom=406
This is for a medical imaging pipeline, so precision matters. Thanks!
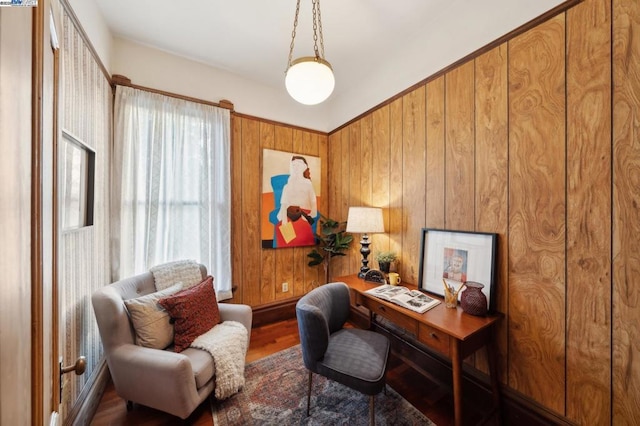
left=362, top=298, right=418, bottom=334
left=418, top=323, right=450, bottom=356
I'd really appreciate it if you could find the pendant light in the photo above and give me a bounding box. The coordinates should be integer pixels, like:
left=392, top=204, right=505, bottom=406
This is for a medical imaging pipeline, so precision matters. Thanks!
left=285, top=0, right=335, bottom=105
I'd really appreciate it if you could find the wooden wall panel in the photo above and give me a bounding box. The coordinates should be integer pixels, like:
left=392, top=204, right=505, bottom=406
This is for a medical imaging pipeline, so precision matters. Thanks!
left=372, top=106, right=391, bottom=257
left=389, top=99, right=404, bottom=268
left=508, top=16, right=566, bottom=412
left=335, top=128, right=352, bottom=279
left=474, top=44, right=509, bottom=376
left=349, top=122, right=363, bottom=275
left=259, top=122, right=276, bottom=304
left=402, top=87, right=426, bottom=282
left=426, top=77, right=446, bottom=229
left=566, top=0, right=612, bottom=423
left=232, top=116, right=328, bottom=298
left=228, top=3, right=639, bottom=423
left=240, top=118, right=261, bottom=306
left=445, top=62, right=476, bottom=231
left=361, top=115, right=373, bottom=208
left=613, top=0, right=640, bottom=423
left=231, top=117, right=243, bottom=303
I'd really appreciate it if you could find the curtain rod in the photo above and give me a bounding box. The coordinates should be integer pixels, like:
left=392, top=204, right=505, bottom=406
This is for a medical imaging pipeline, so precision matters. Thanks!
left=111, top=75, right=234, bottom=111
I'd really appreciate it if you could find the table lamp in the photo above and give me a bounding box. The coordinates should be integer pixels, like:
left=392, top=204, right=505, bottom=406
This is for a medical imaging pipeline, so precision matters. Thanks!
left=346, top=207, right=385, bottom=278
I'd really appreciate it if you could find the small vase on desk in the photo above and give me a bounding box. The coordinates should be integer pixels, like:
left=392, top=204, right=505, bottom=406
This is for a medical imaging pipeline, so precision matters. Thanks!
left=460, top=281, right=488, bottom=316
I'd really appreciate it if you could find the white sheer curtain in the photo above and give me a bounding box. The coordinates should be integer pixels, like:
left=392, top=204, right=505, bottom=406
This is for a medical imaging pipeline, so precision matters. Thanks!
left=112, top=86, right=232, bottom=300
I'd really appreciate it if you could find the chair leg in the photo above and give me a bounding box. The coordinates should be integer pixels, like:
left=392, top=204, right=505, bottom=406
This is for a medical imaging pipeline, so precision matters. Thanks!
left=306, top=371, right=313, bottom=416
left=370, top=394, right=375, bottom=426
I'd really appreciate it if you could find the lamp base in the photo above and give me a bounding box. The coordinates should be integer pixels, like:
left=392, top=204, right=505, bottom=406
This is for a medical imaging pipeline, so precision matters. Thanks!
left=358, top=234, right=371, bottom=279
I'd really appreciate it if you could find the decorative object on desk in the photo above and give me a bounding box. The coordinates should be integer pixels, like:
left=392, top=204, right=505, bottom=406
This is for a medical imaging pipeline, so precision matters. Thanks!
left=460, top=281, right=488, bottom=316
left=307, top=214, right=353, bottom=284
left=443, top=279, right=466, bottom=308
left=261, top=148, right=322, bottom=249
left=418, top=228, right=498, bottom=313
left=388, top=272, right=402, bottom=286
left=375, top=250, right=397, bottom=273
left=346, top=207, right=385, bottom=278
left=363, top=269, right=387, bottom=284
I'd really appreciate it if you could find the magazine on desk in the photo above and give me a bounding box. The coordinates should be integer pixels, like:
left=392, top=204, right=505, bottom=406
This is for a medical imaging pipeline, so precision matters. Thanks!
left=365, top=285, right=441, bottom=314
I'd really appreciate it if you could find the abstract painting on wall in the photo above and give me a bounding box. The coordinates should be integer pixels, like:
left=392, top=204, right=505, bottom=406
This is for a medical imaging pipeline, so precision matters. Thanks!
left=261, top=148, right=321, bottom=249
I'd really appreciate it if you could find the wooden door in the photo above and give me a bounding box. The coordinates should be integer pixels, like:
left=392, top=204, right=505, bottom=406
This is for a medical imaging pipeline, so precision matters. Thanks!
left=0, top=7, right=35, bottom=425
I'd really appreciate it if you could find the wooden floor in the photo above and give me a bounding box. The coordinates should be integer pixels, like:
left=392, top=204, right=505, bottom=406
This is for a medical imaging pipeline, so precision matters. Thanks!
left=90, top=317, right=462, bottom=425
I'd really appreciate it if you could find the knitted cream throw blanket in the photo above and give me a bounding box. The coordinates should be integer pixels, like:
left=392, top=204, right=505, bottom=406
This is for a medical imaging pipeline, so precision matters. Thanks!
left=150, top=259, right=202, bottom=291
left=190, top=321, right=248, bottom=399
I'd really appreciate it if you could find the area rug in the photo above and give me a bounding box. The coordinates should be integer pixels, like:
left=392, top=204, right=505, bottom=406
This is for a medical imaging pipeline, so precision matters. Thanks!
left=211, top=344, right=435, bottom=425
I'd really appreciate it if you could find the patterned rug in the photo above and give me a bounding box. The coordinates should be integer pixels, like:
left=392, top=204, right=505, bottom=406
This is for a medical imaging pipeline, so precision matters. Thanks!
left=211, top=344, right=435, bottom=425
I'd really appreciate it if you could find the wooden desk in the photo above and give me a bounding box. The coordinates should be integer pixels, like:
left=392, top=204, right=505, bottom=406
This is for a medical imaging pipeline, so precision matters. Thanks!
left=337, top=274, right=501, bottom=426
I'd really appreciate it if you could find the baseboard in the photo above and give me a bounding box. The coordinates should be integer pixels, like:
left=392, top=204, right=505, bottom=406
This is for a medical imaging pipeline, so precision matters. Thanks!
left=251, top=297, right=299, bottom=328
left=353, top=307, right=574, bottom=426
left=65, top=359, right=109, bottom=426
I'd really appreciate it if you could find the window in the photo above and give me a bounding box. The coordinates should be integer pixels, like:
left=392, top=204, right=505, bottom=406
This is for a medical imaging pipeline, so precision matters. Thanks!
left=60, top=130, right=95, bottom=230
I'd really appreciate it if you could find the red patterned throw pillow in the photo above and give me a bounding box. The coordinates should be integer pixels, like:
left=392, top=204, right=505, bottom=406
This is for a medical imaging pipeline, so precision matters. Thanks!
left=158, top=275, right=221, bottom=352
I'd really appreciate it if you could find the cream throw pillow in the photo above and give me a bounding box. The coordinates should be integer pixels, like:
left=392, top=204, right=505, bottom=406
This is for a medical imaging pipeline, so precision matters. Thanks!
left=124, top=283, right=183, bottom=349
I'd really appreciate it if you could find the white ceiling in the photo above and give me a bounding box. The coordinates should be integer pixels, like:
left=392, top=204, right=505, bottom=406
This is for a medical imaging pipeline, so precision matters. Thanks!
left=93, top=0, right=566, bottom=129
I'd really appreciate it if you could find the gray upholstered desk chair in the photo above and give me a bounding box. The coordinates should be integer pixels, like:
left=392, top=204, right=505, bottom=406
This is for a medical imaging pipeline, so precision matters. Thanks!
left=296, top=282, right=390, bottom=426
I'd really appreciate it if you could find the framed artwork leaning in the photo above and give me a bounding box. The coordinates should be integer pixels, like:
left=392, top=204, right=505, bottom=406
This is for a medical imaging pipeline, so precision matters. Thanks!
left=418, top=228, right=498, bottom=313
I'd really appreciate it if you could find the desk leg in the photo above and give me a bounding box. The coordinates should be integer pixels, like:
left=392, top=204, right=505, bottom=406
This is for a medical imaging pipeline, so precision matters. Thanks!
left=452, top=340, right=463, bottom=426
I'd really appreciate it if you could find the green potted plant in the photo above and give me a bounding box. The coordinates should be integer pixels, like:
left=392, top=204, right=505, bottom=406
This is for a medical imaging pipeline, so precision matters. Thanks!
left=307, top=214, right=353, bottom=284
left=375, top=251, right=397, bottom=273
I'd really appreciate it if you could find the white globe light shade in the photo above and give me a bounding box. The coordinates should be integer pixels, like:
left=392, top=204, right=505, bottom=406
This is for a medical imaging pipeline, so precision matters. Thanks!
left=285, top=56, right=335, bottom=105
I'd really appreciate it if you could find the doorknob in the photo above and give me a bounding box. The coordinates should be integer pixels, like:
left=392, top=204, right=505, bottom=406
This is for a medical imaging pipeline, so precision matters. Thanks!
left=59, top=356, right=86, bottom=403
left=61, top=356, right=87, bottom=375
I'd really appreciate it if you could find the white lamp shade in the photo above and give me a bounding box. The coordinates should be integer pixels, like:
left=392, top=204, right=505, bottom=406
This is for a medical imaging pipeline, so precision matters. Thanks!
left=346, top=207, right=385, bottom=234
left=285, top=56, right=335, bottom=105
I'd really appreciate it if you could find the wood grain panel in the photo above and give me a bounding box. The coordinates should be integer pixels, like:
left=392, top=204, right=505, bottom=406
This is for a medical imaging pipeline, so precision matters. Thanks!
left=388, top=99, right=404, bottom=272
left=402, top=86, right=426, bottom=282
left=566, top=0, right=612, bottom=424
left=613, top=0, right=640, bottom=424
left=361, top=115, right=373, bottom=208
left=274, top=125, right=294, bottom=300
left=508, top=16, right=566, bottom=412
left=334, top=128, right=352, bottom=279
left=474, top=44, right=508, bottom=376
left=259, top=122, right=276, bottom=304
left=231, top=116, right=243, bottom=303
left=307, top=131, right=325, bottom=291
left=349, top=122, right=363, bottom=275
left=445, top=62, right=476, bottom=231
left=426, top=76, right=446, bottom=229
left=240, top=118, right=262, bottom=306
left=327, top=130, right=343, bottom=281
left=372, top=105, right=391, bottom=257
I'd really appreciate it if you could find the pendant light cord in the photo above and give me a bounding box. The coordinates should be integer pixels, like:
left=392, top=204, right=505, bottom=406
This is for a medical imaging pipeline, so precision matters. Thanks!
left=286, top=0, right=326, bottom=72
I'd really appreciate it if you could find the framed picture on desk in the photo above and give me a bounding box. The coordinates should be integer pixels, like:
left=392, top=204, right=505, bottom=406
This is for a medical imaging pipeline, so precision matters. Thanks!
left=418, top=228, right=498, bottom=313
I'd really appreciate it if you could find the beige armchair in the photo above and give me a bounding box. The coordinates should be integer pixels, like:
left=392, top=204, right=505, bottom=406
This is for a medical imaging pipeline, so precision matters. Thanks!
left=92, top=265, right=252, bottom=419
